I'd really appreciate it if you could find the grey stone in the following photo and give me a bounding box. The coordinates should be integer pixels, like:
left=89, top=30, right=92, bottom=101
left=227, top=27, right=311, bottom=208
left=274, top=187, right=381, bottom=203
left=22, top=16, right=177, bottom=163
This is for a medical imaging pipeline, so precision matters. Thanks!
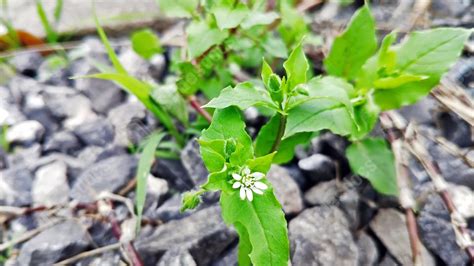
left=448, top=185, right=474, bottom=218
left=418, top=194, right=470, bottom=265
left=298, top=153, right=336, bottom=183
left=33, top=161, right=69, bottom=206
left=108, top=102, right=147, bottom=147
left=339, top=189, right=360, bottom=229
left=158, top=249, right=197, bottom=266
left=75, top=251, right=121, bottom=266
left=70, top=155, right=137, bottom=202
left=142, top=175, right=169, bottom=215
left=119, top=47, right=153, bottom=81
left=379, top=254, right=399, bottom=266
left=370, top=209, right=435, bottom=266
left=43, top=131, right=81, bottom=154
left=356, top=232, right=379, bottom=266
left=136, top=206, right=236, bottom=265
left=304, top=179, right=338, bottom=206
left=212, top=245, right=237, bottom=266
left=0, top=167, right=33, bottom=206
left=8, top=52, right=43, bottom=77
left=72, top=59, right=125, bottom=114
left=7, top=144, right=42, bottom=170
left=289, top=206, right=358, bottom=266
left=267, top=165, right=304, bottom=215
left=17, top=220, right=90, bottom=265
left=6, top=120, right=45, bottom=145
left=149, top=54, right=166, bottom=80
left=37, top=57, right=71, bottom=86
left=399, top=97, right=436, bottom=125
left=181, top=138, right=208, bottom=186
left=435, top=111, right=472, bottom=148
left=74, top=118, right=115, bottom=147
left=152, top=158, right=194, bottom=191
left=151, top=194, right=191, bottom=222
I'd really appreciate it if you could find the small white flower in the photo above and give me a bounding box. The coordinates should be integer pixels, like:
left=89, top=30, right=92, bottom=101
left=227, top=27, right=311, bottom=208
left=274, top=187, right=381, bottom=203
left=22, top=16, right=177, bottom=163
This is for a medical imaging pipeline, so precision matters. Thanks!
left=231, top=167, right=268, bottom=201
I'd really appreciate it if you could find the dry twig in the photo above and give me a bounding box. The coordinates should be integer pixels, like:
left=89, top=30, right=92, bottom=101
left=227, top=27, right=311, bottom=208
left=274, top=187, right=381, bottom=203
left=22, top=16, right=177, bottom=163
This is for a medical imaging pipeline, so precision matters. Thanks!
left=431, top=79, right=474, bottom=127
left=53, top=243, right=121, bottom=265
left=380, top=112, right=422, bottom=265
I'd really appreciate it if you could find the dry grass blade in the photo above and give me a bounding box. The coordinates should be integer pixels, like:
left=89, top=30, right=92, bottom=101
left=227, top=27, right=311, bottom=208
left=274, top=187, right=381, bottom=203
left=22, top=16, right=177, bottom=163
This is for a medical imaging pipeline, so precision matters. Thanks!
left=431, top=79, right=474, bottom=127
left=53, top=243, right=121, bottom=265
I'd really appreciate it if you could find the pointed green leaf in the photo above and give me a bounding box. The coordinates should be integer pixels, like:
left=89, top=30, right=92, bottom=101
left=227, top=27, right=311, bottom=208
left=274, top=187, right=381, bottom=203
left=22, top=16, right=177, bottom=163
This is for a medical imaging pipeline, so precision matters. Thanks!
left=151, top=83, right=189, bottom=125
left=204, top=82, right=277, bottom=110
left=94, top=15, right=127, bottom=74
left=135, top=132, right=165, bottom=231
left=201, top=107, right=253, bottom=163
left=283, top=43, right=309, bottom=91
left=220, top=188, right=289, bottom=266
left=373, top=28, right=471, bottom=110
left=324, top=5, right=377, bottom=80
left=180, top=190, right=203, bottom=212
left=346, top=138, right=398, bottom=196
left=213, top=2, right=249, bottom=30
left=187, top=21, right=229, bottom=59
left=241, top=11, right=279, bottom=29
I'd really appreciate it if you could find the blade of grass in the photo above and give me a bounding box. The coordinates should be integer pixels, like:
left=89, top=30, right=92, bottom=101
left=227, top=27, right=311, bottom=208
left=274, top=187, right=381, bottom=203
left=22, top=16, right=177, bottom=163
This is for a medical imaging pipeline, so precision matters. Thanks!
left=73, top=73, right=184, bottom=146
left=35, top=0, right=58, bottom=43
left=93, top=12, right=127, bottom=74
left=53, top=0, right=63, bottom=24
left=135, top=131, right=165, bottom=232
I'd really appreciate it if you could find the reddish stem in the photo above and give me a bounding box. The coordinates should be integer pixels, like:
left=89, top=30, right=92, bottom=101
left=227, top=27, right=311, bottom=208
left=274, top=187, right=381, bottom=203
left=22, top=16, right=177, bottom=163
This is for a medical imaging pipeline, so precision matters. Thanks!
left=405, top=209, right=421, bottom=264
left=188, top=95, right=212, bottom=123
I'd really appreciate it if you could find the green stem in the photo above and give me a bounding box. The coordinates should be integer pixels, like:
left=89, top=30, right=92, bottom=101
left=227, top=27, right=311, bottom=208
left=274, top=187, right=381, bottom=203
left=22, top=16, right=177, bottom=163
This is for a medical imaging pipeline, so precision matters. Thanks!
left=270, top=114, right=287, bottom=153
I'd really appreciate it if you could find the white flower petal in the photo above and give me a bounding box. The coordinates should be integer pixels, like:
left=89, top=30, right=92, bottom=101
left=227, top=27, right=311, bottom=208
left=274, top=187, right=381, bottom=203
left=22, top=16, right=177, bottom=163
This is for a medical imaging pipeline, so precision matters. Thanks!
left=242, top=167, right=251, bottom=175
left=250, top=172, right=265, bottom=180
left=240, top=187, right=246, bottom=200
left=232, top=173, right=242, bottom=181
left=254, top=182, right=268, bottom=190
left=251, top=187, right=264, bottom=195
left=246, top=188, right=253, bottom=201
left=232, top=182, right=242, bottom=189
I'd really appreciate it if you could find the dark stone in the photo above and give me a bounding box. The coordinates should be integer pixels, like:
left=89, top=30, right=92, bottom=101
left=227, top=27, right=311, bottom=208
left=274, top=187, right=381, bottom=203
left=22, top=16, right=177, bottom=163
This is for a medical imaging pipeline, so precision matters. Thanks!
left=107, top=102, right=147, bottom=147
left=418, top=194, right=470, bottom=265
left=310, top=132, right=351, bottom=175
left=74, top=118, right=115, bottom=147
left=70, top=155, right=138, bottom=202
left=152, top=158, right=194, bottom=191
left=136, top=206, right=236, bottom=266
left=71, top=59, right=125, bottom=114
left=180, top=138, right=208, bottom=186
left=435, top=111, right=473, bottom=148
left=151, top=194, right=191, bottom=222
left=43, top=131, right=82, bottom=154
left=211, top=244, right=237, bottom=266
left=298, top=153, right=336, bottom=184
left=304, top=179, right=338, bottom=206
left=356, top=232, right=379, bottom=266
left=17, top=220, right=90, bottom=265
left=289, top=206, right=358, bottom=265
left=0, top=167, right=33, bottom=206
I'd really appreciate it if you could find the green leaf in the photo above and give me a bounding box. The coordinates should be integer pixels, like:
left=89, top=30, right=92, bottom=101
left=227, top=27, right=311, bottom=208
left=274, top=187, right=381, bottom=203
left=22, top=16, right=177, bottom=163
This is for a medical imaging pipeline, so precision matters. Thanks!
left=241, top=11, right=279, bottom=29
left=151, top=83, right=189, bottom=125
left=350, top=95, right=380, bottom=140
left=176, top=62, right=201, bottom=96
left=373, top=28, right=471, bottom=110
left=254, top=114, right=280, bottom=156
left=158, top=0, right=198, bottom=18
left=198, top=139, right=227, bottom=172
left=324, top=5, right=377, bottom=80
left=135, top=132, right=165, bottom=231
left=36, top=0, right=58, bottom=43
left=94, top=14, right=127, bottom=75
left=283, top=42, right=309, bottom=91
left=261, top=59, right=273, bottom=87
left=204, top=82, right=276, bottom=110
left=274, top=133, right=312, bottom=164
left=285, top=76, right=356, bottom=137
left=235, top=223, right=252, bottom=266
left=346, top=138, right=398, bottom=196
left=131, top=29, right=163, bottom=60
left=247, top=152, right=275, bottom=173
left=373, top=74, right=428, bottom=89
left=212, top=2, right=249, bottom=30
left=262, top=35, right=288, bottom=59
left=200, top=107, right=253, bottom=164
left=220, top=188, right=289, bottom=266
left=187, top=21, right=229, bottom=59
left=180, top=190, right=203, bottom=212
left=202, top=167, right=232, bottom=192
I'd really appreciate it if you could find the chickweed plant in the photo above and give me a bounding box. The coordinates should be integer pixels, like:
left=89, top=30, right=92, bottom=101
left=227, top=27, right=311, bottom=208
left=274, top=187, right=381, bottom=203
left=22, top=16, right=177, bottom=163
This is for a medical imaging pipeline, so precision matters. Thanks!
left=180, top=4, right=471, bottom=265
